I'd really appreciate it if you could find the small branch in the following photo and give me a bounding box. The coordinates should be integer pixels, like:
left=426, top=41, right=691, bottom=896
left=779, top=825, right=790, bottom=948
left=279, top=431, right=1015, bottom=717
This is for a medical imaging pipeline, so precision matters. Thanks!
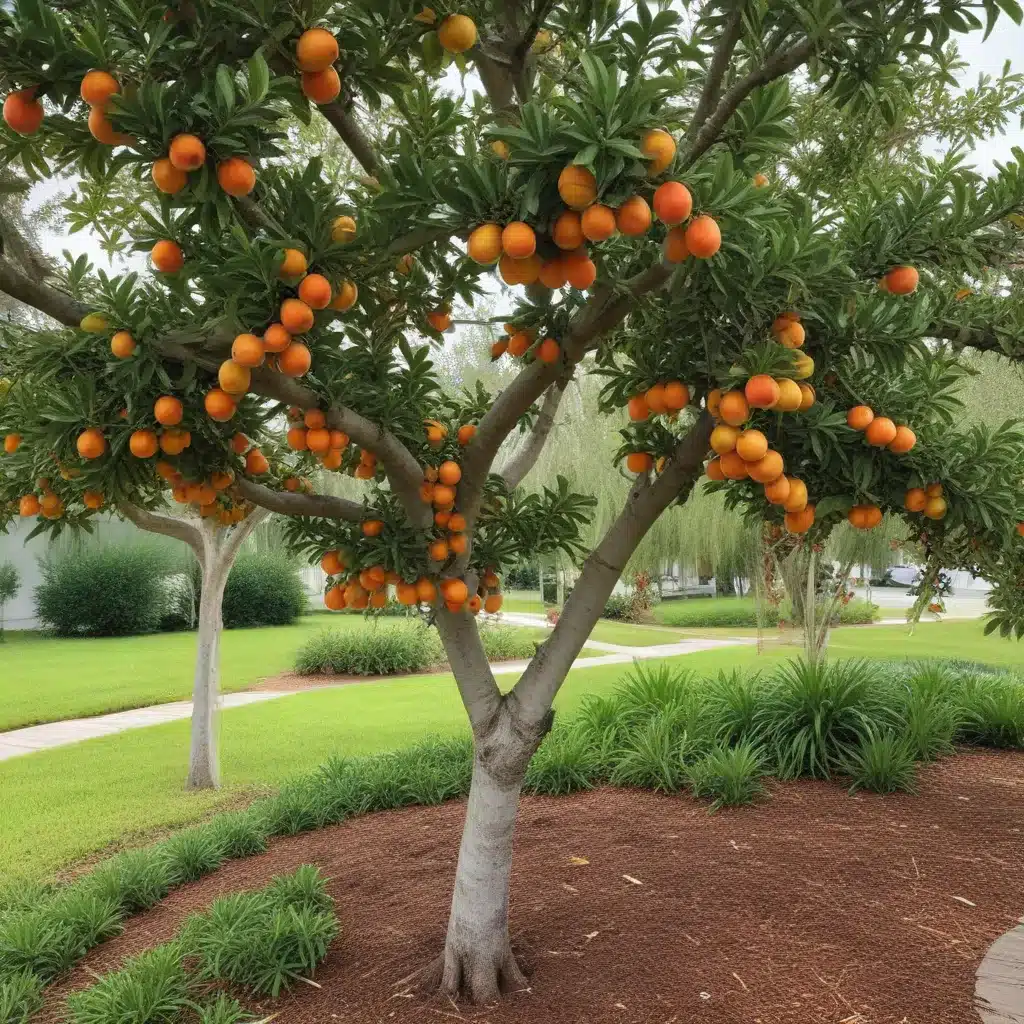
left=234, top=196, right=289, bottom=237
left=319, top=102, right=382, bottom=177
left=929, top=320, right=1023, bottom=358
left=219, top=504, right=272, bottom=563
left=385, top=224, right=459, bottom=257
left=0, top=257, right=87, bottom=327
left=498, top=382, right=566, bottom=489
left=117, top=501, right=205, bottom=560
left=685, top=4, right=746, bottom=143
left=233, top=477, right=364, bottom=521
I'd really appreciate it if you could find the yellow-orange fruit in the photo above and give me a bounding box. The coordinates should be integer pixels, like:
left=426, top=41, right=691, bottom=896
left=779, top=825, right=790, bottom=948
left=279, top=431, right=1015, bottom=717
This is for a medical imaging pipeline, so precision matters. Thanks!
left=278, top=341, right=312, bottom=377
left=775, top=320, right=805, bottom=349
left=296, top=27, right=339, bottom=72
left=565, top=256, right=596, bottom=290
left=3, top=433, right=21, bottom=454
left=684, top=215, right=721, bottom=259
left=415, top=577, right=437, bottom=603
left=785, top=504, right=815, bottom=534
left=646, top=383, right=668, bottom=414
left=783, top=478, right=808, bottom=513
left=484, top=593, right=503, bottom=613
left=3, top=89, right=43, bottom=135
left=442, top=578, right=469, bottom=604
left=154, top=395, right=183, bottom=426
left=663, top=226, right=690, bottom=263
left=707, top=389, right=723, bottom=417
left=502, top=221, right=536, bottom=259
left=83, top=490, right=104, bottom=510
left=298, top=273, right=332, bottom=309
left=218, top=360, right=251, bottom=395
left=847, top=405, right=874, bottom=431
left=774, top=378, right=802, bottom=413
left=735, top=429, right=768, bottom=463
left=705, top=458, right=725, bottom=481
left=719, top=451, right=748, bottom=480
left=458, top=424, right=476, bottom=445
left=168, top=133, right=205, bottom=171
left=264, top=323, right=291, bottom=352
left=332, top=215, right=356, bottom=244
left=129, top=429, right=158, bottom=458
left=331, top=280, right=358, bottom=312
left=626, top=452, right=654, bottom=474
left=324, top=586, right=345, bottom=610
left=80, top=70, right=119, bottom=107
left=152, top=158, right=187, bottom=194
left=301, top=67, right=341, bottom=104
left=537, top=337, right=560, bottom=363
left=159, top=429, right=190, bottom=455
left=718, top=391, right=750, bottom=427
left=710, top=424, right=739, bottom=455
left=306, top=427, right=330, bottom=453
left=438, top=460, right=461, bottom=486
left=76, top=428, right=106, bottom=460
left=110, top=331, right=136, bottom=358
left=798, top=383, right=816, bottom=411
left=747, top=450, right=784, bottom=484
left=279, top=248, right=308, bottom=278
left=216, top=156, right=256, bottom=197
left=864, top=416, right=897, bottom=447
left=468, top=223, right=503, bottom=264
left=151, top=240, right=184, bottom=273
left=581, top=204, right=616, bottom=242
left=885, top=265, right=919, bottom=295
left=764, top=475, right=791, bottom=505
left=628, top=395, right=649, bottom=422
left=538, top=257, right=568, bottom=289
left=904, top=488, right=927, bottom=512
left=640, top=128, right=676, bottom=176
left=552, top=210, right=584, bottom=250
left=427, top=311, right=451, bottom=333
left=663, top=381, right=688, bottom=410
left=437, top=13, right=477, bottom=53
left=616, top=195, right=651, bottom=237
left=231, top=333, right=265, bottom=368
left=753, top=172, right=770, bottom=188
left=281, top=298, right=315, bottom=334
left=745, top=375, right=780, bottom=410
left=888, top=425, right=916, bottom=453
left=923, top=496, right=947, bottom=520
left=652, top=181, right=692, bottom=226
left=88, top=107, right=132, bottom=145
left=19, top=494, right=41, bottom=516
left=558, top=164, right=598, bottom=210
left=245, top=448, right=269, bottom=475
left=429, top=538, right=450, bottom=562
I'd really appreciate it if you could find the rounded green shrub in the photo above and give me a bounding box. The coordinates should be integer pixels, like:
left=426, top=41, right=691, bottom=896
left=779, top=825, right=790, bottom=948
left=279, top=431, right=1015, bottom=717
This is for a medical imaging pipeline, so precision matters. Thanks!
left=222, top=553, right=305, bottom=629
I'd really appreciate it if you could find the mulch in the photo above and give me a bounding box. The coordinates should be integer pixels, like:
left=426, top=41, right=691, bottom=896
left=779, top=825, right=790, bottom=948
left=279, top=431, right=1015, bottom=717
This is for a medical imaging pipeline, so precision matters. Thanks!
left=39, top=749, right=1024, bottom=1024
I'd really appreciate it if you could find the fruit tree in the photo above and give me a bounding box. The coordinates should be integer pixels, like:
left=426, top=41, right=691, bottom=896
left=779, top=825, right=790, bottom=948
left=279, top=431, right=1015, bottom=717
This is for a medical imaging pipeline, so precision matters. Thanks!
left=3, top=0, right=1024, bottom=1002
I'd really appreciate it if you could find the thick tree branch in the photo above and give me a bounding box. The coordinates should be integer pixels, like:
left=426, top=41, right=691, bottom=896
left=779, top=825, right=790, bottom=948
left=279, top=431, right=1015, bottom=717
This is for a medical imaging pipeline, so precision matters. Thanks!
left=219, top=504, right=272, bottom=563
left=685, top=4, right=746, bottom=143
left=929, top=320, right=1024, bottom=359
left=319, top=101, right=382, bottom=178
left=435, top=609, right=503, bottom=732
left=498, top=382, right=566, bottom=489
left=0, top=257, right=88, bottom=327
left=117, top=501, right=206, bottom=561
left=233, top=476, right=364, bottom=521
left=511, top=412, right=715, bottom=726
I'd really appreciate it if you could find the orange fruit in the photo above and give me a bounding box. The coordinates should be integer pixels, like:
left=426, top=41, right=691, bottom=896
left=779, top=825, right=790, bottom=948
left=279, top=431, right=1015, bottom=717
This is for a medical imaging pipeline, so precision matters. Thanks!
left=775, top=320, right=805, bottom=349
left=1016, top=522, right=1024, bottom=537
left=846, top=405, right=874, bottom=431
left=735, top=429, right=768, bottom=462
left=159, top=429, right=190, bottom=455
left=490, top=140, right=510, bottom=159
left=110, top=331, right=136, bottom=358
left=537, top=337, right=560, bottom=363
left=764, top=475, right=791, bottom=505
left=279, top=248, right=307, bottom=278
left=151, top=240, right=184, bottom=273
left=468, top=223, right=503, bottom=264
left=707, top=389, right=723, bottom=417
left=847, top=505, right=868, bottom=529
left=3, top=89, right=43, bottom=135
left=552, top=210, right=584, bottom=250
left=415, top=577, right=437, bottom=603
left=442, top=578, right=469, bottom=604
left=88, top=106, right=132, bottom=145
left=218, top=360, right=251, bottom=395
left=264, top=323, right=292, bottom=352
left=433, top=509, right=450, bottom=528
left=753, top=173, right=770, bottom=188
left=663, top=381, right=689, bottom=410
left=433, top=483, right=456, bottom=506
left=744, top=375, right=780, bottom=409
left=449, top=532, right=468, bottom=555
left=331, top=280, right=358, bottom=312
left=429, top=538, right=450, bottom=562
left=785, top=504, right=815, bottom=535
left=923, top=496, right=947, bottom=520
left=3, top=432, right=21, bottom=454
left=499, top=252, right=542, bottom=286
left=287, top=426, right=308, bottom=450
left=437, top=13, right=477, bottom=52
left=296, top=27, right=339, bottom=72
left=885, top=265, right=919, bottom=295
left=484, top=593, right=503, bottom=613
left=640, top=128, right=676, bottom=175
left=396, top=582, right=418, bottom=606
left=747, top=450, right=784, bottom=483
left=154, top=395, right=183, bottom=426
left=783, top=478, right=808, bottom=513
left=330, top=429, right=348, bottom=450
left=705, top=458, right=725, bottom=481
left=565, top=256, right=596, bottom=290
left=231, top=433, right=249, bottom=454
left=904, top=488, right=927, bottom=512
left=19, top=494, right=41, bottom=516
left=438, top=460, right=461, bottom=486
left=538, top=257, right=568, bottom=290
left=652, top=181, right=692, bottom=225
left=448, top=512, right=467, bottom=532
left=216, top=156, right=255, bottom=196
left=211, top=470, right=234, bottom=490
left=332, top=215, right=357, bottom=244
left=710, top=424, right=738, bottom=455
left=719, top=451, right=748, bottom=480
left=362, top=518, right=384, bottom=537
left=774, top=378, right=802, bottom=413
left=558, top=164, right=598, bottom=210
left=490, top=338, right=509, bottom=359
left=80, top=70, right=119, bottom=107
left=82, top=490, right=104, bottom=510
left=204, top=389, right=236, bottom=421
left=663, top=226, right=690, bottom=263
left=684, top=215, right=721, bottom=259
left=306, top=427, right=330, bottom=453
left=169, top=133, right=205, bottom=171
left=888, top=425, right=916, bottom=453
left=502, top=221, right=536, bottom=259
left=626, top=452, right=653, bottom=473
left=797, top=383, right=816, bottom=411
left=281, top=298, right=315, bottom=334
left=864, top=416, right=897, bottom=447
left=129, top=429, right=158, bottom=458
left=231, top=332, right=265, bottom=367
left=305, top=409, right=326, bottom=429
left=301, top=67, right=341, bottom=104
left=926, top=483, right=944, bottom=498
left=298, top=273, right=332, bottom=309
left=616, top=195, right=651, bottom=236
left=278, top=341, right=312, bottom=377
left=427, top=311, right=451, bottom=332
left=324, top=586, right=346, bottom=610
left=76, top=428, right=106, bottom=459
left=718, top=391, right=749, bottom=426
left=457, top=424, right=476, bottom=445
left=245, top=448, right=269, bottom=475
left=628, top=395, right=650, bottom=421
left=506, top=333, right=529, bottom=356
left=581, top=204, right=616, bottom=242
left=152, top=157, right=187, bottom=194
left=790, top=353, right=815, bottom=380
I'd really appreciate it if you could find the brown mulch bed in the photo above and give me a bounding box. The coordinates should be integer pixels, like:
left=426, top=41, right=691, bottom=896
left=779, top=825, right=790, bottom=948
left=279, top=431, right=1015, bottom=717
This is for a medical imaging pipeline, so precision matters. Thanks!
left=40, top=749, right=1024, bottom=1024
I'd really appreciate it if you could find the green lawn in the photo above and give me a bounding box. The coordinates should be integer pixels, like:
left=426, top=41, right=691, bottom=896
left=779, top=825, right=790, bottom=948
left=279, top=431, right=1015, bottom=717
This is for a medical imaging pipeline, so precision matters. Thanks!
left=587, top=620, right=688, bottom=646
left=501, top=590, right=545, bottom=613
left=1, top=619, right=1018, bottom=885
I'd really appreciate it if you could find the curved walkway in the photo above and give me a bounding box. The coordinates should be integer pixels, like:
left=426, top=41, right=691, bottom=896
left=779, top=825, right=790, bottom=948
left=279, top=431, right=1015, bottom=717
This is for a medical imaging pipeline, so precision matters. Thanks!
left=977, top=923, right=1024, bottom=1022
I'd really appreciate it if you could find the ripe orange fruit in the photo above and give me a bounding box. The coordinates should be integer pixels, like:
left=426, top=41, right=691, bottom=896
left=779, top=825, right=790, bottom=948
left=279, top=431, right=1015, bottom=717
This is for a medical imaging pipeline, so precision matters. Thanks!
left=640, top=128, right=676, bottom=176
left=684, top=215, right=721, bottom=259
left=331, top=280, right=359, bottom=312
left=218, top=360, right=251, bottom=395
left=955, top=287, right=972, bottom=301
left=204, top=389, right=236, bottom=421
left=747, top=450, right=784, bottom=483
left=298, top=273, right=332, bottom=309
left=888, top=425, right=916, bottom=453
left=415, top=577, right=437, bottom=603
left=764, top=475, right=791, bottom=505
left=438, top=460, right=461, bottom=486
left=457, top=424, right=477, bottom=445
left=663, top=226, right=690, bottom=263
left=433, top=483, right=456, bottom=507
left=558, top=164, right=598, bottom=210
left=330, top=429, right=348, bottom=450
left=278, top=341, right=312, bottom=377
left=169, top=133, right=205, bottom=171
left=652, top=181, right=692, bottom=225
left=110, top=331, right=136, bottom=358
left=719, top=451, right=748, bottom=480
left=231, top=433, right=249, bottom=454
left=565, top=256, right=596, bottom=290
left=427, top=311, right=451, bottom=332
left=434, top=509, right=450, bottom=528
left=279, top=248, right=307, bottom=278
left=626, top=452, right=653, bottom=474
left=785, top=504, right=815, bottom=534
left=211, top=470, right=234, bottom=490
left=705, top=458, right=725, bottom=481
left=774, top=378, right=802, bottom=413
left=628, top=394, right=650, bottom=421
left=296, top=27, right=339, bottom=71
left=3, top=432, right=21, bottom=454
left=449, top=532, right=468, bottom=555
left=442, top=578, right=469, bottom=604
left=753, top=173, right=770, bottom=188
left=438, top=13, right=478, bottom=52
left=499, top=253, right=542, bottom=286
left=484, top=593, right=503, bottom=613
left=1017, top=522, right=1024, bottom=537
left=324, top=586, right=346, bottom=610
left=154, top=395, right=183, bottom=426
left=775, top=320, right=805, bottom=348
left=129, top=429, right=158, bottom=458
left=281, top=298, right=315, bottom=334
left=745, top=375, right=780, bottom=410
left=82, top=490, right=104, bottom=510
left=246, top=448, right=269, bottom=475
left=159, top=429, right=190, bottom=455
left=783, top=478, right=808, bottom=513
left=396, top=582, right=418, bottom=606
left=468, top=223, right=503, bottom=264
left=864, top=416, right=897, bottom=447
left=448, top=512, right=467, bottom=532
left=616, top=195, right=651, bottom=236
left=301, top=67, right=341, bottom=104
left=231, top=332, right=265, bottom=368
left=502, top=221, right=536, bottom=259
left=263, top=323, right=291, bottom=353
left=216, top=156, right=255, bottom=196
left=490, top=338, right=509, bottom=359
left=507, top=333, right=531, bottom=358
left=846, top=405, right=874, bottom=431
left=797, top=383, right=816, bottom=411
left=429, top=538, right=450, bottom=562
left=287, top=426, right=308, bottom=450
left=707, top=389, right=723, bottom=417
left=490, top=140, right=510, bottom=160
left=88, top=107, right=132, bottom=145
left=304, top=408, right=326, bottom=429
left=80, top=70, right=119, bottom=107
left=332, top=215, right=356, bottom=244
left=151, top=240, right=184, bottom=273
left=552, top=210, right=584, bottom=250
left=710, top=424, right=738, bottom=455
left=581, top=204, right=616, bottom=242
left=926, top=482, right=943, bottom=498
left=923, top=496, right=947, bottom=520
left=904, top=488, right=927, bottom=512
left=363, top=518, right=384, bottom=537
left=76, top=428, right=106, bottom=459
left=152, top=157, right=187, bottom=194
left=283, top=476, right=301, bottom=492
left=663, top=381, right=688, bottom=410
left=885, top=265, right=919, bottom=295
left=306, top=427, right=330, bottom=453
left=718, top=391, right=749, bottom=427
left=533, top=257, right=565, bottom=293
left=19, top=494, right=41, bottom=516
left=735, top=429, right=768, bottom=462
left=3, top=89, right=43, bottom=135
left=537, top=337, right=560, bottom=363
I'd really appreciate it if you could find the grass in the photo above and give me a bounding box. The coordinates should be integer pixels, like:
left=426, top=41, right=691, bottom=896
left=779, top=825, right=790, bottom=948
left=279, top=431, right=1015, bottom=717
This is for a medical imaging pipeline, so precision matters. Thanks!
left=586, top=620, right=688, bottom=646
left=500, top=590, right=545, bottom=613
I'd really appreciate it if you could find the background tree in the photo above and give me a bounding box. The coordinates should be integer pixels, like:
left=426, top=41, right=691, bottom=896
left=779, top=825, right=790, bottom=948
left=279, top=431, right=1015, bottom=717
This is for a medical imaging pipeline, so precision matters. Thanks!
left=2, top=0, right=1024, bottom=1003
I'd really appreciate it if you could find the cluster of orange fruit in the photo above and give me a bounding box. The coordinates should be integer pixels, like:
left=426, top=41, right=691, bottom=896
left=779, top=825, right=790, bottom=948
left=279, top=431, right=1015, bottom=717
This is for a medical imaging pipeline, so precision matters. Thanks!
left=490, top=325, right=561, bottom=364
left=904, top=482, right=948, bottom=521
left=622, top=380, right=690, bottom=473
left=846, top=405, right=916, bottom=452
left=421, top=459, right=468, bottom=559
left=412, top=9, right=480, bottom=52
left=15, top=476, right=98, bottom=519
left=154, top=460, right=250, bottom=525
left=285, top=407, right=351, bottom=471
left=295, top=27, right=342, bottom=105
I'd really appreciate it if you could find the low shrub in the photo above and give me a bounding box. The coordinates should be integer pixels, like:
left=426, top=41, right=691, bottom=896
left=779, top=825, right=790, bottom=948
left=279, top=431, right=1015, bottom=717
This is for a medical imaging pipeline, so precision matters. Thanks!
left=653, top=596, right=879, bottom=629
left=686, top=741, right=767, bottom=809
left=222, top=552, right=306, bottom=629
left=34, top=543, right=178, bottom=637
left=842, top=729, right=919, bottom=794
left=0, top=969, right=43, bottom=1024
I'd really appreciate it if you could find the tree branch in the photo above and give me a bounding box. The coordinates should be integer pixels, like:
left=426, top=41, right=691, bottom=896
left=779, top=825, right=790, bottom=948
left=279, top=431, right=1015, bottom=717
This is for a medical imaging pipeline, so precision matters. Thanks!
left=233, top=477, right=365, bottom=521
left=0, top=256, right=88, bottom=327
left=219, top=504, right=272, bottom=563
left=435, top=609, right=503, bottom=733
left=510, top=411, right=715, bottom=727
left=929, top=320, right=1024, bottom=359
left=498, top=382, right=566, bottom=489
left=685, top=4, right=746, bottom=143
left=117, top=501, right=206, bottom=561
left=319, top=101, right=382, bottom=178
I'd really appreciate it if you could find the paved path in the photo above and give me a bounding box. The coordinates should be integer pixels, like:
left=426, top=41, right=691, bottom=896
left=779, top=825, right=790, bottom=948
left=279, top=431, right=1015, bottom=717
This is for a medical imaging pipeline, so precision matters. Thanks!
left=0, top=634, right=754, bottom=763
left=976, top=922, right=1024, bottom=1022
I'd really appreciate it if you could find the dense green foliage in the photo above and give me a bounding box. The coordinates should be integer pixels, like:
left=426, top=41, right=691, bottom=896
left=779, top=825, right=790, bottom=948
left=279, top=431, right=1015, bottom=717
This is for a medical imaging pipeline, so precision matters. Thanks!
left=221, top=551, right=305, bottom=628
left=654, top=595, right=879, bottom=628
